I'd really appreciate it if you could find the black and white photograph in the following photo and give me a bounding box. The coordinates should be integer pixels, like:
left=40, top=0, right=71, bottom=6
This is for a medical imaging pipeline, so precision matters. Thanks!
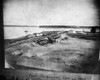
left=4, top=26, right=100, bottom=73
left=1, top=0, right=100, bottom=80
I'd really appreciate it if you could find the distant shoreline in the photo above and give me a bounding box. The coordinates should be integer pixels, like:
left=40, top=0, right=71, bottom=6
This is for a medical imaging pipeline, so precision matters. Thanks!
left=4, top=25, right=100, bottom=28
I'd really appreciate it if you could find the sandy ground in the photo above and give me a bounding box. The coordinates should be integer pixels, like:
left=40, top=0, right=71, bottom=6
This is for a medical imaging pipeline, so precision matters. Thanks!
left=5, top=35, right=100, bottom=73
left=1, top=69, right=99, bottom=80
left=21, top=36, right=99, bottom=57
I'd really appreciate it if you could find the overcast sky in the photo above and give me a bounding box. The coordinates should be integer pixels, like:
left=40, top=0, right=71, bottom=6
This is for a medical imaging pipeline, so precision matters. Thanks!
left=4, top=0, right=99, bottom=26
left=4, top=0, right=99, bottom=39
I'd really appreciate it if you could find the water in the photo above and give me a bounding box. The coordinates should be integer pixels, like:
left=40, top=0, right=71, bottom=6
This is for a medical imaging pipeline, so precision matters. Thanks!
left=4, top=27, right=90, bottom=39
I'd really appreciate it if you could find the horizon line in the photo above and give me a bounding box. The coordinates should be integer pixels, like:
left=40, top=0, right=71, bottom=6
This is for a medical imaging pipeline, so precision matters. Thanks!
left=4, top=25, right=100, bottom=28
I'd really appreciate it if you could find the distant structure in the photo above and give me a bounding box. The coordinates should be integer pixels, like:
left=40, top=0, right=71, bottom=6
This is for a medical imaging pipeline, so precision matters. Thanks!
left=27, top=34, right=34, bottom=38
left=33, top=33, right=42, bottom=37
left=36, top=33, right=42, bottom=36
left=96, top=29, right=100, bottom=33
left=56, top=32, right=68, bottom=43
left=68, top=30, right=76, bottom=33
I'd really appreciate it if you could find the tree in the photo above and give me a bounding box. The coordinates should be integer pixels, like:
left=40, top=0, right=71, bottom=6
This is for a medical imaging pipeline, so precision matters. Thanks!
left=91, top=27, right=96, bottom=34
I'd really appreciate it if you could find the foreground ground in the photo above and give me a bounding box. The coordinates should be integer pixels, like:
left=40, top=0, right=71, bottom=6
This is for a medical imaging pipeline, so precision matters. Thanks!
left=5, top=32, right=100, bottom=74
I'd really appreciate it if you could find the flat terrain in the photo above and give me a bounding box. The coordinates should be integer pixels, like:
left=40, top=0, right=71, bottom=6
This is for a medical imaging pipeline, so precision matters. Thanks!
left=1, top=69, right=99, bottom=80
left=5, top=32, right=100, bottom=74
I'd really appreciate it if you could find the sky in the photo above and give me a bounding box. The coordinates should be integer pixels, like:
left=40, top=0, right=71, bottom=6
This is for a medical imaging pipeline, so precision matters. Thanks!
left=3, top=0, right=99, bottom=26
left=3, top=0, right=99, bottom=39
